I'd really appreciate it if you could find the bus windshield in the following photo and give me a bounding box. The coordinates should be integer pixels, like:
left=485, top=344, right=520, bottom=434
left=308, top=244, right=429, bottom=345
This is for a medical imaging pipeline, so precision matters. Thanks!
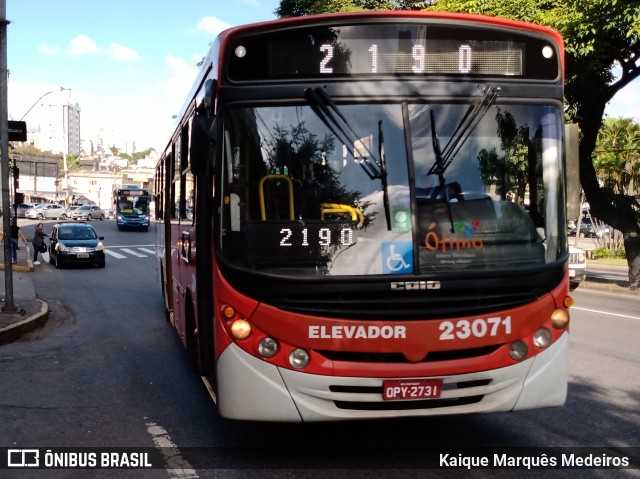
left=219, top=100, right=566, bottom=277
left=117, top=193, right=149, bottom=215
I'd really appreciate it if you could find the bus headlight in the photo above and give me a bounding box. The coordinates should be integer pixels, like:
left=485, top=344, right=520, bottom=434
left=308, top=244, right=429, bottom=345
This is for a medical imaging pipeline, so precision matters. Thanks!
left=533, top=328, right=552, bottom=348
left=551, top=309, right=570, bottom=329
left=230, top=319, right=252, bottom=340
left=258, top=337, right=279, bottom=358
left=509, top=341, right=528, bottom=361
left=288, top=348, right=310, bottom=369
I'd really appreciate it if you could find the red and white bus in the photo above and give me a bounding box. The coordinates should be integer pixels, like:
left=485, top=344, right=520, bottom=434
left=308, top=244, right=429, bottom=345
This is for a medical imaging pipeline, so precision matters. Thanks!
left=155, top=11, right=572, bottom=421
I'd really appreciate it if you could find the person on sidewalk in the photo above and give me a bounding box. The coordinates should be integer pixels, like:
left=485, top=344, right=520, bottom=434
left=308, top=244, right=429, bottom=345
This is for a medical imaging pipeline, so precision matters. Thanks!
left=32, top=223, right=48, bottom=265
left=10, top=217, right=28, bottom=264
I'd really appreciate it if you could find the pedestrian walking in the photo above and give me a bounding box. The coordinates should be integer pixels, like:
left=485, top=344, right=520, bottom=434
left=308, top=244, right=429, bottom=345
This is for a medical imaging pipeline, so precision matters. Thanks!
left=32, top=223, right=48, bottom=265
left=10, top=217, right=28, bottom=264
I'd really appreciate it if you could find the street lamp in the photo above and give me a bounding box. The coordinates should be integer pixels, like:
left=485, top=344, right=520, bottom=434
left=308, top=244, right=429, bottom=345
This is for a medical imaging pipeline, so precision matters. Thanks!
left=20, top=87, right=72, bottom=205
left=19, top=86, right=70, bottom=120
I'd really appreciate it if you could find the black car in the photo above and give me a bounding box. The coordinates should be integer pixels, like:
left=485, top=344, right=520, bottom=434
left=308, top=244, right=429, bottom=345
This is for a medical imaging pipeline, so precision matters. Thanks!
left=49, top=222, right=106, bottom=268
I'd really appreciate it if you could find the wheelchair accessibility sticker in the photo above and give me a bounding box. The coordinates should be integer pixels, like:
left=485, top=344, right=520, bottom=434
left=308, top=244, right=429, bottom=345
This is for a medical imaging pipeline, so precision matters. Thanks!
left=381, top=242, right=413, bottom=274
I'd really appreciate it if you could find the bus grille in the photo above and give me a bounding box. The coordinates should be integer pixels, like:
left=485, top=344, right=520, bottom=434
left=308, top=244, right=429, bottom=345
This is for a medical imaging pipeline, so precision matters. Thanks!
left=275, top=289, right=541, bottom=320
left=330, top=379, right=489, bottom=411
left=569, top=252, right=582, bottom=263
left=318, top=345, right=500, bottom=363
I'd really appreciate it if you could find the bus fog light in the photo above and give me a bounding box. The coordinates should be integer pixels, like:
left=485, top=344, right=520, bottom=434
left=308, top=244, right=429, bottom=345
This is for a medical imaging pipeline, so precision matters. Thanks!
left=509, top=341, right=528, bottom=361
left=551, top=309, right=570, bottom=329
left=258, top=337, right=279, bottom=358
left=289, top=349, right=310, bottom=369
left=230, top=319, right=251, bottom=340
left=533, top=328, right=552, bottom=348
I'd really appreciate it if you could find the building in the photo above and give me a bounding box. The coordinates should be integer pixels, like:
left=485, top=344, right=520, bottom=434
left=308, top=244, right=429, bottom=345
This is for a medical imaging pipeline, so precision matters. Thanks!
left=13, top=152, right=155, bottom=208
left=22, top=89, right=81, bottom=156
left=14, top=154, right=61, bottom=203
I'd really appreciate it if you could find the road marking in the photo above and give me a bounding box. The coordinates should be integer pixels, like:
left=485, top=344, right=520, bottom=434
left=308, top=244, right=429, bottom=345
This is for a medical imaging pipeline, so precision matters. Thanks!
left=104, top=249, right=127, bottom=259
left=139, top=248, right=156, bottom=254
left=144, top=418, right=199, bottom=479
left=107, top=244, right=155, bottom=248
left=121, top=248, right=148, bottom=257
left=571, top=306, right=640, bottom=320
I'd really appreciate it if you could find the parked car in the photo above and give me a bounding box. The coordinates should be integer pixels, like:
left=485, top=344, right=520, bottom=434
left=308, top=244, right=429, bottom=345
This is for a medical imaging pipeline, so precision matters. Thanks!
left=13, top=203, right=37, bottom=218
left=49, top=222, right=105, bottom=268
left=569, top=246, right=587, bottom=290
left=61, top=205, right=80, bottom=219
left=71, top=205, right=105, bottom=221
left=569, top=217, right=611, bottom=239
left=24, top=204, right=44, bottom=218
left=26, top=204, right=66, bottom=220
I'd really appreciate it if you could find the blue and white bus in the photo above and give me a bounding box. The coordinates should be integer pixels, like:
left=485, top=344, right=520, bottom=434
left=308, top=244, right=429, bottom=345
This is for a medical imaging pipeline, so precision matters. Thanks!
left=114, top=186, right=151, bottom=230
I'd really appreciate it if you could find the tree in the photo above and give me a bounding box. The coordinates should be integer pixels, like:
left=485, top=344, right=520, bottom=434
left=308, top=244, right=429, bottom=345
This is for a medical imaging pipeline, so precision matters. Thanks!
left=477, top=110, right=532, bottom=205
left=593, top=117, right=640, bottom=198
left=592, top=117, right=640, bottom=246
left=276, top=0, right=424, bottom=17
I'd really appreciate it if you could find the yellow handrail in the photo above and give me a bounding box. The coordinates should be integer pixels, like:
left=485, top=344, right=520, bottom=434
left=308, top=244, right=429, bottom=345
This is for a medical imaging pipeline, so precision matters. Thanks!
left=259, top=174, right=295, bottom=220
left=320, top=203, right=364, bottom=228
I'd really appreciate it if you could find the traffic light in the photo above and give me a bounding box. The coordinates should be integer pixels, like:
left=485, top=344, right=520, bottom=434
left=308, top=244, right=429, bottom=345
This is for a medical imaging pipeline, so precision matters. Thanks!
left=12, top=167, right=19, bottom=189
left=15, top=192, right=24, bottom=204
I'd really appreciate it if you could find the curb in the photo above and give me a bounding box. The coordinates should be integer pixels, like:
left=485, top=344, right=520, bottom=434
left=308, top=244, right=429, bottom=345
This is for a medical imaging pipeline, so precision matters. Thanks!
left=0, top=299, right=49, bottom=345
left=0, top=241, right=35, bottom=272
left=0, top=261, right=34, bottom=272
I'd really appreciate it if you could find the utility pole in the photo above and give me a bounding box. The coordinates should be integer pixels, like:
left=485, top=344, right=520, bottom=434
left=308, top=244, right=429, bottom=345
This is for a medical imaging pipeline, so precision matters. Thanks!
left=0, top=0, right=19, bottom=313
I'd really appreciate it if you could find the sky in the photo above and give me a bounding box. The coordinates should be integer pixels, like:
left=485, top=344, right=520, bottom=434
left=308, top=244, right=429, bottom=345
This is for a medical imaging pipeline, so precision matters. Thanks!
left=6, top=1, right=640, bottom=153
left=6, top=0, right=281, bottom=152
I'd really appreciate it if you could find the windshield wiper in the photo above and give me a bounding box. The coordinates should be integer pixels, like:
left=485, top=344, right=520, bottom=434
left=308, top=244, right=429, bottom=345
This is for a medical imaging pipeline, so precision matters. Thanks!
left=377, top=119, right=391, bottom=231
left=427, top=86, right=500, bottom=232
left=428, top=86, right=500, bottom=177
left=305, top=87, right=391, bottom=230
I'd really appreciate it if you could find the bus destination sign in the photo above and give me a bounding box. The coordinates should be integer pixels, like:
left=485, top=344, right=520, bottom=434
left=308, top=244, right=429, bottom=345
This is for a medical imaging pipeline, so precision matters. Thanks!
left=228, top=23, right=560, bottom=81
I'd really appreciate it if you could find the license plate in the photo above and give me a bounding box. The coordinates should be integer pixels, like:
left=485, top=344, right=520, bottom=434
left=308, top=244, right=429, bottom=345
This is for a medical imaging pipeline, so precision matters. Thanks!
left=76, top=252, right=89, bottom=258
left=382, top=379, right=443, bottom=401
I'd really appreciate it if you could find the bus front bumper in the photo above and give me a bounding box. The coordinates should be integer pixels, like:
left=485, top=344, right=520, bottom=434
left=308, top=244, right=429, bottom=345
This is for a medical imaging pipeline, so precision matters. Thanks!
left=216, top=333, right=568, bottom=422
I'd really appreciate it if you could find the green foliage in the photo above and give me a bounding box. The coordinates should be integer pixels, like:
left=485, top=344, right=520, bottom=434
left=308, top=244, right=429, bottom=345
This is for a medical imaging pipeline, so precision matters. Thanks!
left=427, top=0, right=539, bottom=22
left=11, top=144, right=58, bottom=157
left=66, top=154, right=81, bottom=171
left=591, top=246, right=626, bottom=260
left=593, top=117, right=640, bottom=197
left=477, top=109, right=531, bottom=203
left=276, top=0, right=424, bottom=17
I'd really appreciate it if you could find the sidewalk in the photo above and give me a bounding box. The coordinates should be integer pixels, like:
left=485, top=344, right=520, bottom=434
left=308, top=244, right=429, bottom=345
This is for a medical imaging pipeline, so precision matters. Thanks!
left=0, top=241, right=49, bottom=345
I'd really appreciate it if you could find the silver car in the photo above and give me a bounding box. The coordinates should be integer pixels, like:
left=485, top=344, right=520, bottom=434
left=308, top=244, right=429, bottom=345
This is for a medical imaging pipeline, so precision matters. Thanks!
left=71, top=205, right=105, bottom=221
left=26, top=203, right=66, bottom=220
left=569, top=246, right=587, bottom=290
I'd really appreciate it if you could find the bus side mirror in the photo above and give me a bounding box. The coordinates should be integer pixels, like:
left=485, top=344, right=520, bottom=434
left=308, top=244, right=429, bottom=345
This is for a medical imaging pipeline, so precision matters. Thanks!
left=190, top=114, right=216, bottom=175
